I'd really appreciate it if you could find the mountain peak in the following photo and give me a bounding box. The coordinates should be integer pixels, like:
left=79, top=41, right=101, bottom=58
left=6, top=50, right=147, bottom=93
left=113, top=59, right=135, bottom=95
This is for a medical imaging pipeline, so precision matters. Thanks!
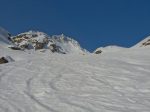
left=10, top=31, right=88, bottom=54
left=51, top=34, right=88, bottom=54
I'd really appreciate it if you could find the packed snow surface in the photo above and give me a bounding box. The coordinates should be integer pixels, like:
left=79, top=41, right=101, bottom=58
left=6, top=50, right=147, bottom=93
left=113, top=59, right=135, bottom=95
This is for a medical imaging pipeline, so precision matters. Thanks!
left=0, top=46, right=150, bottom=112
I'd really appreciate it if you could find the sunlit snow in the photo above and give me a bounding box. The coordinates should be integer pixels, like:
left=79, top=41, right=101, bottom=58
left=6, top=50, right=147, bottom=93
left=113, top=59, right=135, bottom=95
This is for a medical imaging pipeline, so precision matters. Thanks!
left=0, top=28, right=150, bottom=112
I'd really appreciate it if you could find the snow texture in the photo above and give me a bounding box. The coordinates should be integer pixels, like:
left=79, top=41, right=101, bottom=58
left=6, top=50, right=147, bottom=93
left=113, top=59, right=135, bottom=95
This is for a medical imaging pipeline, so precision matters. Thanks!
left=0, top=28, right=150, bottom=112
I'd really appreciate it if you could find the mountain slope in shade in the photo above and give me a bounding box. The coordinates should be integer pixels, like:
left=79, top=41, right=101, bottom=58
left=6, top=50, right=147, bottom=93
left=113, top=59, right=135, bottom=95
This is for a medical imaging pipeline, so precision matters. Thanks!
left=0, top=27, right=12, bottom=46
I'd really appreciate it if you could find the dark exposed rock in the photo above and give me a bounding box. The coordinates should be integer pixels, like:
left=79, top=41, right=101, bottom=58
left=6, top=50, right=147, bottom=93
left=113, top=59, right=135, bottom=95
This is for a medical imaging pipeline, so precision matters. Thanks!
left=32, top=34, right=38, bottom=37
left=9, top=46, right=22, bottom=50
left=145, top=43, right=150, bottom=46
left=0, top=57, right=8, bottom=64
left=20, top=44, right=29, bottom=49
left=142, top=39, right=150, bottom=46
left=43, top=38, right=49, bottom=44
left=34, top=42, right=45, bottom=50
left=49, top=44, right=58, bottom=52
left=48, top=44, right=66, bottom=54
left=9, top=31, right=88, bottom=54
left=95, top=50, right=102, bottom=54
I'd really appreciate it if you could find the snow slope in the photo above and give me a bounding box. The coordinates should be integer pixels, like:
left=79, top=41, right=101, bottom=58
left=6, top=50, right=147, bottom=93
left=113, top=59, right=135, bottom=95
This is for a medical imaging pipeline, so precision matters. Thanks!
left=94, top=45, right=126, bottom=54
left=51, top=34, right=88, bottom=54
left=133, top=36, right=150, bottom=48
left=0, top=46, right=150, bottom=112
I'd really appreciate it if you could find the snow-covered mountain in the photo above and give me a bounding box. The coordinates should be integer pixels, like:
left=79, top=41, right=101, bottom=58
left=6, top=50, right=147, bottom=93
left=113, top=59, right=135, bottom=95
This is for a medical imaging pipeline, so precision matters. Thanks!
left=94, top=35, right=150, bottom=54
left=1, top=27, right=150, bottom=112
left=94, top=36, right=150, bottom=54
left=11, top=31, right=88, bottom=54
left=51, top=34, right=88, bottom=54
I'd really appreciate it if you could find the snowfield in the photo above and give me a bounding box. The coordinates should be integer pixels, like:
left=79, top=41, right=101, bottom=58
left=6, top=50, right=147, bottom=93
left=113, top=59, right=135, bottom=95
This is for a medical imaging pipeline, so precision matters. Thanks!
left=1, top=27, right=150, bottom=112
left=0, top=47, right=150, bottom=112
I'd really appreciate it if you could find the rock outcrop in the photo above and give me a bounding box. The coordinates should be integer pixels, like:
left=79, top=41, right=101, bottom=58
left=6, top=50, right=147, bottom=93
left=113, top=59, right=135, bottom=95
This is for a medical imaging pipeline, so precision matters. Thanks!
left=0, top=57, right=8, bottom=64
left=11, top=31, right=88, bottom=54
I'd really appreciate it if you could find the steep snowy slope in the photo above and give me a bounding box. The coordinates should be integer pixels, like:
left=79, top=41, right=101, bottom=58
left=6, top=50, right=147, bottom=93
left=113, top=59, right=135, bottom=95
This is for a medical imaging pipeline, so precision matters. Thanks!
left=0, top=47, right=150, bottom=112
left=51, top=34, right=88, bottom=54
left=133, top=36, right=150, bottom=48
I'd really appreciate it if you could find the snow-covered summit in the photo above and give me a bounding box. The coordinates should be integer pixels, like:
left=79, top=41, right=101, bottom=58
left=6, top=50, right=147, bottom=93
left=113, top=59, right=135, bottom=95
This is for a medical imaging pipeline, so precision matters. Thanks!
left=13, top=30, right=49, bottom=42
left=12, top=31, right=88, bottom=54
left=51, top=34, right=88, bottom=54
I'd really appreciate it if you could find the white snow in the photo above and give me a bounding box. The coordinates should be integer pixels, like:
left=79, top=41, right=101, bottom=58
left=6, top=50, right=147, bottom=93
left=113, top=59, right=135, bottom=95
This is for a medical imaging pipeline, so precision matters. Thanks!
left=0, top=28, right=150, bottom=112
left=0, top=44, right=150, bottom=112
left=51, top=34, right=88, bottom=54
left=94, top=45, right=126, bottom=53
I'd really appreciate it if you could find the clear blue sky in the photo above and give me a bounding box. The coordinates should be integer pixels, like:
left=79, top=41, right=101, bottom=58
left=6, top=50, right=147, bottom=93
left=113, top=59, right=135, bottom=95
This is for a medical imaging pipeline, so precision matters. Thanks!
left=1, top=0, right=150, bottom=51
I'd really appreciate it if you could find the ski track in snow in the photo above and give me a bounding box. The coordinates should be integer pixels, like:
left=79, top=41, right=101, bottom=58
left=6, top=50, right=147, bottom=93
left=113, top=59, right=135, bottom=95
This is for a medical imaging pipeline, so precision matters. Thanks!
left=0, top=48, right=150, bottom=112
